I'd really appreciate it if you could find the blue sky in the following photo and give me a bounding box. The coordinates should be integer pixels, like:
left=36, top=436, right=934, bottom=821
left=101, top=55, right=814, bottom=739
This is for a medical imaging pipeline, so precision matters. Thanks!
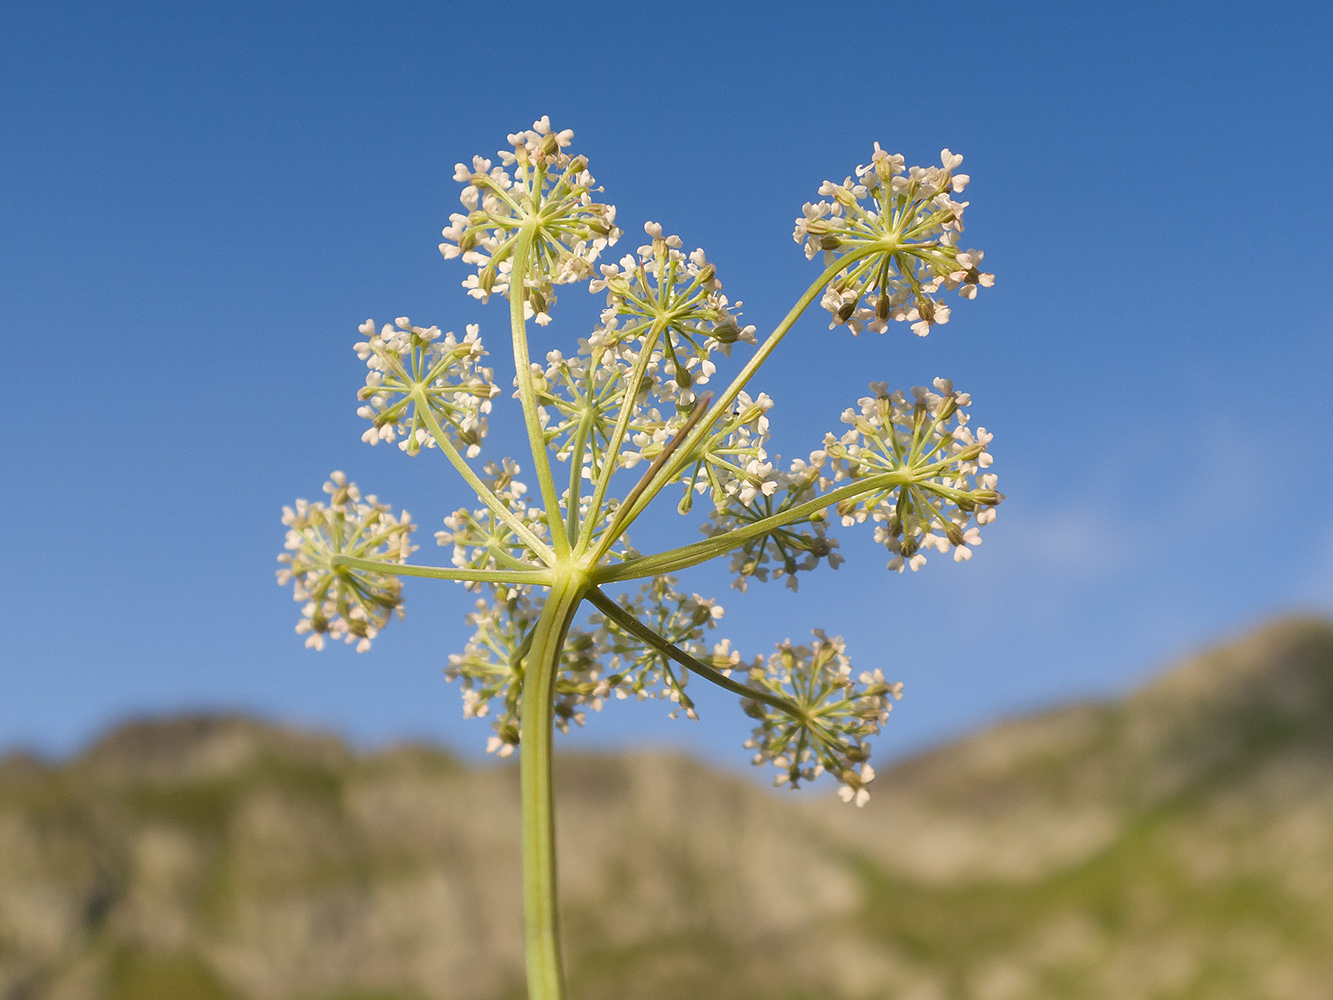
left=3, top=1, right=1331, bottom=774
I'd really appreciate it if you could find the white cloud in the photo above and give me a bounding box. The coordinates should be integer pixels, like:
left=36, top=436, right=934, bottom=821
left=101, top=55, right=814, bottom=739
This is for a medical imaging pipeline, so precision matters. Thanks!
left=1001, top=507, right=1132, bottom=577
left=1291, top=521, right=1333, bottom=608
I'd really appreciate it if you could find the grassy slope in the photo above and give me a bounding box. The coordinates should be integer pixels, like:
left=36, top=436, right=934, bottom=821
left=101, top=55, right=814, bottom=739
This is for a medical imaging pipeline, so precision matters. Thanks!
left=1, top=618, right=1331, bottom=1000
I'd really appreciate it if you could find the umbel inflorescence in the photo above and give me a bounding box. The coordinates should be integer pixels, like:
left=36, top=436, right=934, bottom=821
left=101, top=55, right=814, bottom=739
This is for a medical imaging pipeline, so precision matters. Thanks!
left=277, top=116, right=1001, bottom=1000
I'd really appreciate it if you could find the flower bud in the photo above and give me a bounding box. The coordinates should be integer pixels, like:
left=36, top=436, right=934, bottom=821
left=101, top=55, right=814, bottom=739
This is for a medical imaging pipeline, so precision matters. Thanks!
left=711, top=320, right=740, bottom=345
left=742, top=698, right=767, bottom=720
left=845, top=743, right=871, bottom=763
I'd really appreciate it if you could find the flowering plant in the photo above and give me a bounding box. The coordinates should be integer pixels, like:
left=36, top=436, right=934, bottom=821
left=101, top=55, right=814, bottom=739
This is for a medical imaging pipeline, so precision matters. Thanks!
left=277, top=117, right=1001, bottom=1000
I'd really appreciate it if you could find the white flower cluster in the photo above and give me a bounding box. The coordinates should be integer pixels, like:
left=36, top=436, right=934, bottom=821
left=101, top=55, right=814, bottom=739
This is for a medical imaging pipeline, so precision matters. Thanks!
left=278, top=120, right=1007, bottom=823
left=592, top=576, right=726, bottom=720
left=632, top=390, right=776, bottom=514
left=526, top=338, right=772, bottom=521
left=590, top=223, right=756, bottom=408
left=824, top=379, right=1002, bottom=572
left=703, top=453, right=842, bottom=591
left=445, top=583, right=566, bottom=757
left=446, top=575, right=720, bottom=757
left=439, top=116, right=622, bottom=323
left=741, top=631, right=902, bottom=807
left=355, top=318, right=499, bottom=457
left=448, top=591, right=597, bottom=757
left=435, top=459, right=549, bottom=587
left=276, top=472, right=416, bottom=652
left=794, top=146, right=994, bottom=336
left=530, top=345, right=656, bottom=481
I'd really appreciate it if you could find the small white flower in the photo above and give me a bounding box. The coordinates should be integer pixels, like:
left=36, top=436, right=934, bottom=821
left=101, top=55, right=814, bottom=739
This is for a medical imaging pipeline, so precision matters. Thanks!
left=795, top=146, right=993, bottom=336
left=591, top=576, right=726, bottom=719
left=436, top=459, right=548, bottom=587
left=355, top=318, right=498, bottom=458
left=705, top=451, right=841, bottom=591
left=439, top=118, right=622, bottom=322
left=277, top=473, right=417, bottom=652
left=589, top=226, right=757, bottom=408
left=741, top=632, right=901, bottom=805
left=824, top=381, right=1002, bottom=571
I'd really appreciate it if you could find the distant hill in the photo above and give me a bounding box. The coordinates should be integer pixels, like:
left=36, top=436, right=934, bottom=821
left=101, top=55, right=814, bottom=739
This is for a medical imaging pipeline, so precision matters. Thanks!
left=3, top=618, right=1332, bottom=1000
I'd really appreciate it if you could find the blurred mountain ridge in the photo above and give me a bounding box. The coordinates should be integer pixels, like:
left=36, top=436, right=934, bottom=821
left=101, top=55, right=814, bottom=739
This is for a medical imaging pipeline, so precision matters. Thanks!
left=3, top=616, right=1333, bottom=1000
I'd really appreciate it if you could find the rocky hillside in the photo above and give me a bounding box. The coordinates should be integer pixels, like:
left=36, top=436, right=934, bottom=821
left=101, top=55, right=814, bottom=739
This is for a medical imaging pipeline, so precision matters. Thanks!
left=3, top=618, right=1333, bottom=1000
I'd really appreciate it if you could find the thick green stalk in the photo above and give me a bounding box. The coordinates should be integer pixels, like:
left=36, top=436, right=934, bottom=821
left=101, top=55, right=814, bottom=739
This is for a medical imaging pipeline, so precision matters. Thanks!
left=331, top=554, right=552, bottom=586
left=575, top=318, right=666, bottom=553
left=595, top=468, right=920, bottom=583
left=586, top=589, right=806, bottom=719
left=509, top=230, right=571, bottom=559
left=520, top=573, right=586, bottom=1000
left=599, top=247, right=881, bottom=544
left=410, top=387, right=555, bottom=562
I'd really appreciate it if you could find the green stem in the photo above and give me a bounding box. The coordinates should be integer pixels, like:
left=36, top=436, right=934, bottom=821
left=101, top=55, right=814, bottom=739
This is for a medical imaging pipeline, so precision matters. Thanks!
left=330, top=554, right=552, bottom=586
left=602, top=246, right=880, bottom=543
left=410, top=388, right=555, bottom=563
left=595, top=468, right=918, bottom=583
left=565, top=410, right=592, bottom=542
left=521, top=574, right=586, bottom=1000
left=586, top=589, right=806, bottom=721
left=510, top=229, right=571, bottom=559
left=589, top=393, right=713, bottom=564
left=576, top=319, right=665, bottom=553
